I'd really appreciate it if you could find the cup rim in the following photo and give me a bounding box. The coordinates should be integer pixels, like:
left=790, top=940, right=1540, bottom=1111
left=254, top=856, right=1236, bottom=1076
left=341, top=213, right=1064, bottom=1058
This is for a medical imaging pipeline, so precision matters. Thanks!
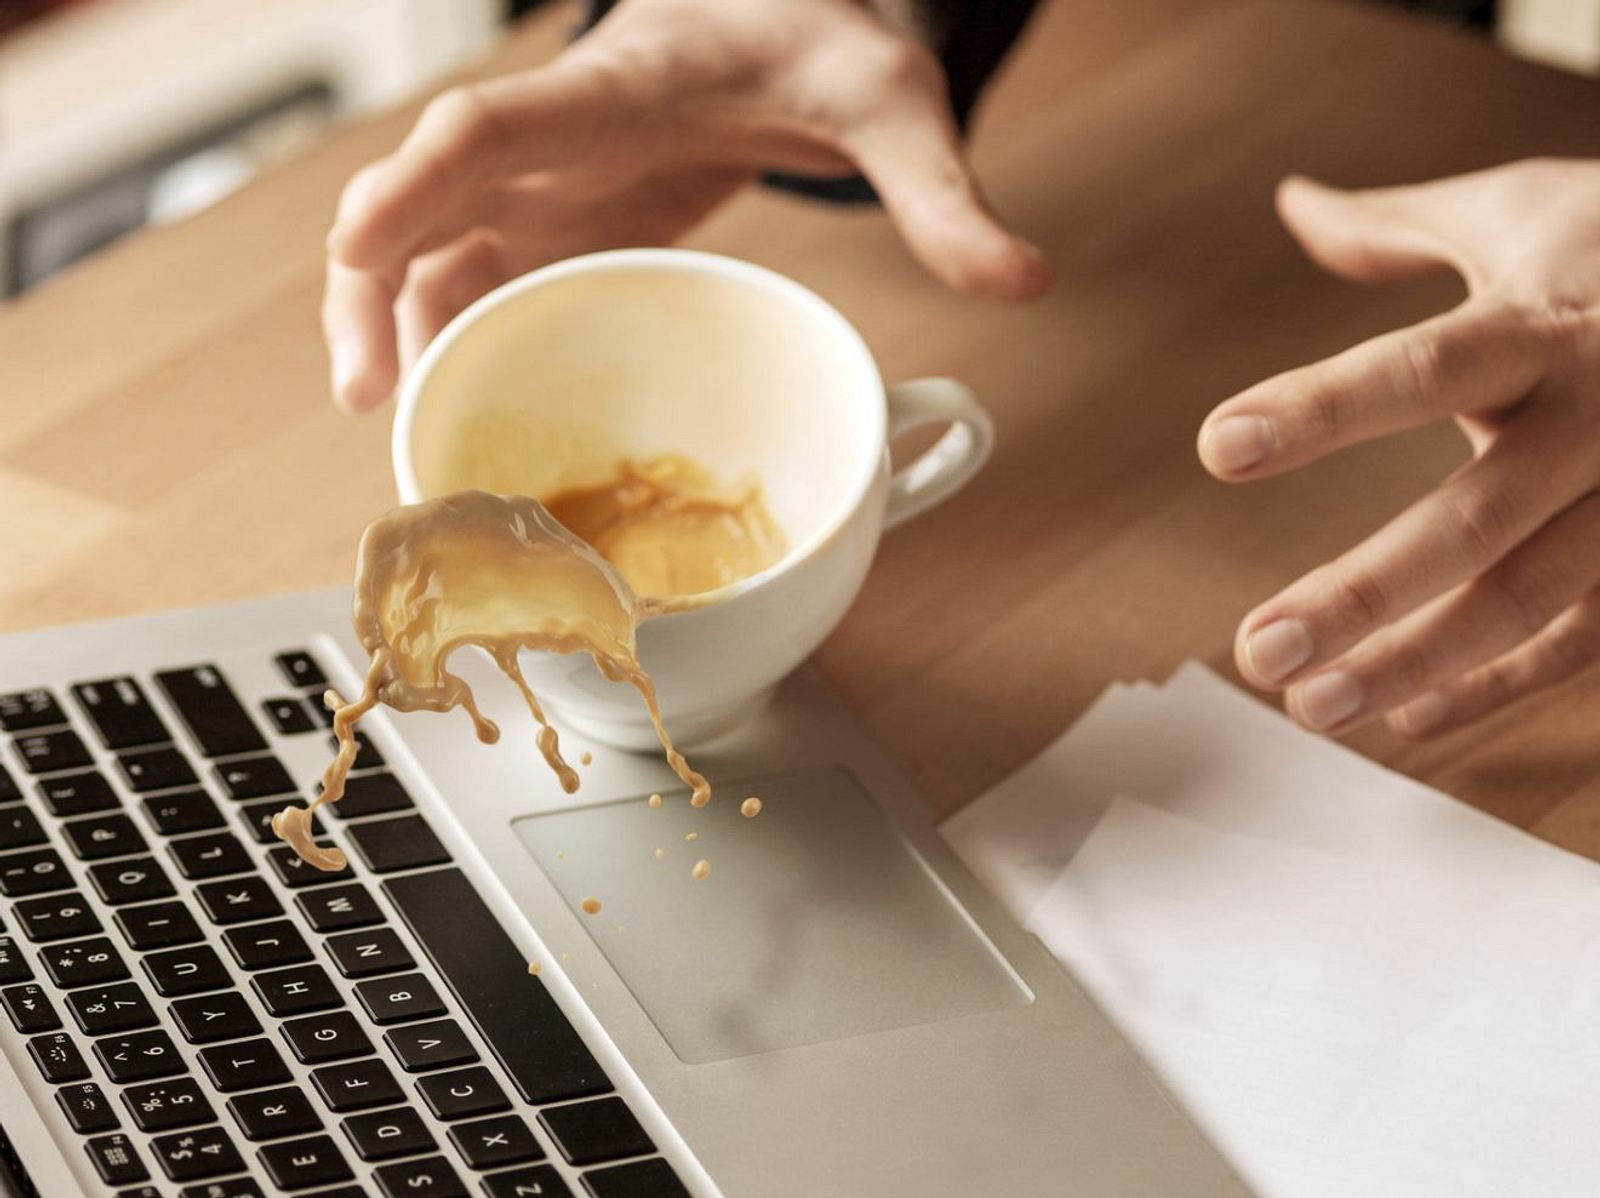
left=392, top=247, right=887, bottom=612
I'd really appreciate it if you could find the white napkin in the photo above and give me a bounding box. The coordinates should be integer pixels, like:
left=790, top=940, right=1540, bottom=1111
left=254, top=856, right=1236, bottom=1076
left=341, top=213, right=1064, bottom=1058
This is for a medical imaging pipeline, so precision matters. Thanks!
left=944, top=664, right=1600, bottom=1198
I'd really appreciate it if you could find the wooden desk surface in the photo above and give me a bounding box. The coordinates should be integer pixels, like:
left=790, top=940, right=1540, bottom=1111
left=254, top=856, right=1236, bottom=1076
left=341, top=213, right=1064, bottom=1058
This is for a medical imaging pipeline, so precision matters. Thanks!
left=3, top=0, right=1599, bottom=843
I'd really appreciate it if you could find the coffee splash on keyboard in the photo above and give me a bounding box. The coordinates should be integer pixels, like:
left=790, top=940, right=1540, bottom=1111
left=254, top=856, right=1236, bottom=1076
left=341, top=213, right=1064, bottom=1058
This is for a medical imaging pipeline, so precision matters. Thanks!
left=271, top=489, right=720, bottom=872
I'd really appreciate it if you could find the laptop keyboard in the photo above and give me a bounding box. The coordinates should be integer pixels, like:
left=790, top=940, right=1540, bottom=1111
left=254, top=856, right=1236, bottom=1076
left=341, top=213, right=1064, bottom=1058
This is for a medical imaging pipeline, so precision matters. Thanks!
left=0, top=652, right=689, bottom=1198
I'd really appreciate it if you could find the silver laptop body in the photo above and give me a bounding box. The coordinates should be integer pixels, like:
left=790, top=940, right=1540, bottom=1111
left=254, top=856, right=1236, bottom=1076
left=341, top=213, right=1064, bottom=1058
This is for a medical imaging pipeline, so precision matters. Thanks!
left=0, top=586, right=1250, bottom=1197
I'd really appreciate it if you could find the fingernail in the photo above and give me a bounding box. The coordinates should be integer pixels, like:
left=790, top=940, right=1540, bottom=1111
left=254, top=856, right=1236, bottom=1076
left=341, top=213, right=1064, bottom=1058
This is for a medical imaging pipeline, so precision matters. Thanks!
left=1243, top=618, right=1313, bottom=685
left=1201, top=415, right=1274, bottom=474
left=1393, top=690, right=1449, bottom=737
left=1294, top=671, right=1364, bottom=731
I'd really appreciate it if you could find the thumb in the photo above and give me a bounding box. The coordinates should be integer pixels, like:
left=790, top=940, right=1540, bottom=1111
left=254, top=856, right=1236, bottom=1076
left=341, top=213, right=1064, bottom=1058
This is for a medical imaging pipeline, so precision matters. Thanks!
left=1276, top=175, right=1465, bottom=285
left=844, top=98, right=1052, bottom=301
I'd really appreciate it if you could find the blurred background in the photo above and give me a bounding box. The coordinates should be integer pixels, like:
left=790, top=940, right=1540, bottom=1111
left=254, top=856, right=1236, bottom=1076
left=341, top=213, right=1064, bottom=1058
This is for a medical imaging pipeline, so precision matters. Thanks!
left=0, top=0, right=1592, bottom=301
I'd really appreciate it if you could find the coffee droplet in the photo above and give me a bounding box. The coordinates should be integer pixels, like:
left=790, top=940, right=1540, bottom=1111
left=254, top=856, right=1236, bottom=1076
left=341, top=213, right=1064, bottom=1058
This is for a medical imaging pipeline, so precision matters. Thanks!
left=580, top=751, right=593, bottom=766
left=653, top=848, right=665, bottom=861
left=692, top=859, right=711, bottom=881
left=648, top=793, right=663, bottom=809
left=580, top=897, right=602, bottom=916
left=741, top=797, right=762, bottom=818
left=528, top=960, right=541, bottom=976
left=685, top=831, right=698, bottom=842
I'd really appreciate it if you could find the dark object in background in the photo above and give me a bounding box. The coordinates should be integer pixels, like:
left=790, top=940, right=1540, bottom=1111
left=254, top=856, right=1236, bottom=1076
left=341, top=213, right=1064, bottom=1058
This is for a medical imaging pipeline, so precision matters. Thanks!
left=1382, top=0, right=1497, bottom=28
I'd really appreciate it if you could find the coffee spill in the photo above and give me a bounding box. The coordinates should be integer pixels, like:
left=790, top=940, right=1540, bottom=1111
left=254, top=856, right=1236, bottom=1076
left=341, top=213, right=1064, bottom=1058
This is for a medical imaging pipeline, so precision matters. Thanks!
left=528, top=960, right=541, bottom=976
left=692, top=859, right=711, bottom=881
left=741, top=797, right=762, bottom=818
left=648, top=793, right=663, bottom=809
left=581, top=897, right=602, bottom=916
left=580, top=751, right=593, bottom=766
left=542, top=454, right=785, bottom=599
left=685, top=832, right=698, bottom=843
left=654, top=848, right=665, bottom=861
left=271, top=490, right=712, bottom=871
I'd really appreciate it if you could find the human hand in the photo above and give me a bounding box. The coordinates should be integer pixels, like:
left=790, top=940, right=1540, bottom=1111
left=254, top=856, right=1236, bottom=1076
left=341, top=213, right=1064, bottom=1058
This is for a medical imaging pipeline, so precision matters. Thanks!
left=1198, top=158, right=1600, bottom=738
left=324, top=0, right=1050, bottom=413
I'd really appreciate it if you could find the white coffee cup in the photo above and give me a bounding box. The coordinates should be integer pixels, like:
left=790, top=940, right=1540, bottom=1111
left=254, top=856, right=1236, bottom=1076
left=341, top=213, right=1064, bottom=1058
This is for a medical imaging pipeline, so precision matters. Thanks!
left=393, top=248, right=992, bottom=749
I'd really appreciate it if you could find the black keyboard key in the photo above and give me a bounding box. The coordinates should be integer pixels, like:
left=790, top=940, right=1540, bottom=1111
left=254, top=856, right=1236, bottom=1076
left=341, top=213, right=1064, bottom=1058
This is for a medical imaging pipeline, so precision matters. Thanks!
left=195, top=876, right=282, bottom=926
left=30, top=1030, right=91, bottom=1081
left=2, top=983, right=58, bottom=1032
left=123, top=1079, right=216, bottom=1132
left=72, top=678, right=169, bottom=750
left=328, top=773, right=413, bottom=820
left=267, top=842, right=353, bottom=888
left=115, top=900, right=203, bottom=950
left=384, top=1019, right=477, bottom=1073
left=179, top=1182, right=265, bottom=1198
left=296, top=883, right=382, bottom=934
left=89, top=856, right=175, bottom=905
left=15, top=891, right=101, bottom=942
left=143, top=944, right=232, bottom=997
left=66, top=982, right=157, bottom=1035
left=0, top=688, right=66, bottom=732
left=229, top=1085, right=324, bottom=1141
left=305, top=694, right=337, bottom=728
left=253, top=964, right=342, bottom=1017
left=157, top=667, right=268, bottom=758
left=97, top=1029, right=184, bottom=1083
left=38, top=769, right=120, bottom=817
left=262, top=696, right=316, bottom=736
left=140, top=788, right=226, bottom=836
left=275, top=652, right=327, bottom=690
left=326, top=927, right=413, bottom=978
left=0, top=763, right=18, bottom=804
left=331, top=732, right=384, bottom=772
left=117, top=746, right=199, bottom=793
left=239, top=798, right=320, bottom=845
left=13, top=728, right=91, bottom=775
left=373, top=1155, right=464, bottom=1198
left=312, top=1057, right=405, bottom=1113
left=57, top=1082, right=121, bottom=1133
left=347, top=815, right=449, bottom=873
left=581, top=1159, right=688, bottom=1198
left=0, top=936, right=31, bottom=982
left=258, top=1134, right=353, bottom=1191
left=540, top=1099, right=654, bottom=1166
left=214, top=755, right=297, bottom=802
left=282, top=1010, right=372, bottom=1065
left=41, top=937, right=129, bottom=988
left=0, top=847, right=72, bottom=896
left=0, top=806, right=46, bottom=850
left=85, top=1133, right=149, bottom=1186
left=486, top=1166, right=573, bottom=1198
left=355, top=973, right=445, bottom=1025
left=342, top=1106, right=435, bottom=1162
left=171, top=991, right=262, bottom=1044
left=169, top=831, right=254, bottom=880
left=449, top=1114, right=543, bottom=1170
left=416, top=1067, right=510, bottom=1121
left=224, top=920, right=311, bottom=971
left=62, top=813, right=147, bottom=861
left=150, top=1124, right=245, bottom=1183
left=198, top=1037, right=292, bottom=1092
left=385, top=869, right=611, bottom=1104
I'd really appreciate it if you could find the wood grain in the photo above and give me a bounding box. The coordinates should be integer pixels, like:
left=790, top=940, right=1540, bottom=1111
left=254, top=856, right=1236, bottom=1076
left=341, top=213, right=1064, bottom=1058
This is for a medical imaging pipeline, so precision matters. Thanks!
left=2, top=0, right=1597, bottom=837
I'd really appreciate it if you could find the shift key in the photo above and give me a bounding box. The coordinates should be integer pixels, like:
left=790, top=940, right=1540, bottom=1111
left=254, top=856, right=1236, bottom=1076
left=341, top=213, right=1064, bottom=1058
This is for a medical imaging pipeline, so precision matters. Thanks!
left=154, top=666, right=265, bottom=758
left=384, top=868, right=611, bottom=1104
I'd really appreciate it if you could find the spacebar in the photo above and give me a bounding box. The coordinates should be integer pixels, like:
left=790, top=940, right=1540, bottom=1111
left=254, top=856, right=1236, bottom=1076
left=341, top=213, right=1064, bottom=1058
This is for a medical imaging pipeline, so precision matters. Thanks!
left=383, top=868, right=612, bottom=1104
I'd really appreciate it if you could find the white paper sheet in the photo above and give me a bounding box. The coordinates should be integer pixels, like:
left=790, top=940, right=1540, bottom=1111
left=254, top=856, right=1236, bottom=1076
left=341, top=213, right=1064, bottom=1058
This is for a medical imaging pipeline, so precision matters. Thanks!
left=944, top=664, right=1600, bottom=1197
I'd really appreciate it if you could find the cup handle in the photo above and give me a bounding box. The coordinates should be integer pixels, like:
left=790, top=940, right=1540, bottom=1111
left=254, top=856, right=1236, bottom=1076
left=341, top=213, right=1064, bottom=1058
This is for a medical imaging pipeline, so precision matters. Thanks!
left=884, top=378, right=995, bottom=530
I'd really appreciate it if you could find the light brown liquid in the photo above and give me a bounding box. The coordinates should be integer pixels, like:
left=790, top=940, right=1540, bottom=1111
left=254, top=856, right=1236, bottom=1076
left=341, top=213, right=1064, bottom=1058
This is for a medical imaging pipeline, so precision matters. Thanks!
left=270, top=489, right=713, bottom=872
left=542, top=454, right=785, bottom=600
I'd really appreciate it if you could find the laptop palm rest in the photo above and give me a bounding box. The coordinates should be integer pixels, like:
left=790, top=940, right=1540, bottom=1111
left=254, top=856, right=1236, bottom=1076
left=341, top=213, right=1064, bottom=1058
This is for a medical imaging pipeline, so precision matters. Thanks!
left=514, top=765, right=1031, bottom=1064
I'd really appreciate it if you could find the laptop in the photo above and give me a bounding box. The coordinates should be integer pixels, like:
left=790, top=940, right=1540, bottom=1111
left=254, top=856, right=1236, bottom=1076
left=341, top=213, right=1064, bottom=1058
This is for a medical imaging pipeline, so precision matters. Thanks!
left=0, top=584, right=1252, bottom=1197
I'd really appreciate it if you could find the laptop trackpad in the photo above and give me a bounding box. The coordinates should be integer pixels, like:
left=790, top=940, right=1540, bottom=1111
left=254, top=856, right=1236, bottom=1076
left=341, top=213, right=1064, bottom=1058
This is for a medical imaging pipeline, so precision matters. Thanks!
left=513, top=765, right=1029, bottom=1064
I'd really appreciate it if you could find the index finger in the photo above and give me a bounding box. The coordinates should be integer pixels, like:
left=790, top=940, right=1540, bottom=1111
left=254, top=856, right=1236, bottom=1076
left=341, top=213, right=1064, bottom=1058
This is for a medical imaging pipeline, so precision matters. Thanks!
left=1198, top=301, right=1552, bottom=481
left=328, top=62, right=620, bottom=275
